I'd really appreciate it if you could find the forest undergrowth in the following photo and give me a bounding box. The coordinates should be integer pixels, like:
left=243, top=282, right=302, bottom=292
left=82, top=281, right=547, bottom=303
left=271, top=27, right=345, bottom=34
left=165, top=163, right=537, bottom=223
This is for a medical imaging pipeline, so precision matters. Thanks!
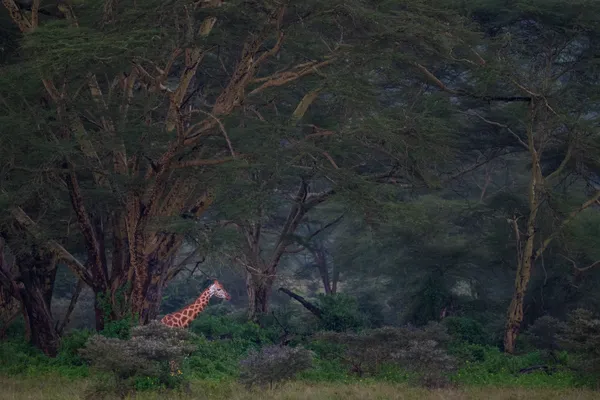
left=1, top=301, right=599, bottom=399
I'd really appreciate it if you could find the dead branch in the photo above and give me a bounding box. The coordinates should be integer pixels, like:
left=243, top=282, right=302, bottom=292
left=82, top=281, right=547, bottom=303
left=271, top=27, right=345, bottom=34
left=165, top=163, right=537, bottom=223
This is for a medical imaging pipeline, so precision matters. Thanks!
left=278, top=287, right=322, bottom=319
left=559, top=254, right=600, bottom=274
left=460, top=110, right=529, bottom=150
left=249, top=58, right=336, bottom=96
left=191, top=109, right=236, bottom=157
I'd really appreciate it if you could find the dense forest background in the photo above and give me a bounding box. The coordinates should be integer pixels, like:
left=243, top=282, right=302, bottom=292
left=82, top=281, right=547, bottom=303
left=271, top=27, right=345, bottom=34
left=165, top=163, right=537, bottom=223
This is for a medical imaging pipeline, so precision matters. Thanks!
left=1, top=0, right=600, bottom=398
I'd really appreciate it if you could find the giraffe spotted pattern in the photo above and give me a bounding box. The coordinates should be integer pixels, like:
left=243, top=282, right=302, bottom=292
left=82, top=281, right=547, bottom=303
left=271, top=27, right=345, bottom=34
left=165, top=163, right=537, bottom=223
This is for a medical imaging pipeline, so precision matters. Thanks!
left=159, top=280, right=231, bottom=375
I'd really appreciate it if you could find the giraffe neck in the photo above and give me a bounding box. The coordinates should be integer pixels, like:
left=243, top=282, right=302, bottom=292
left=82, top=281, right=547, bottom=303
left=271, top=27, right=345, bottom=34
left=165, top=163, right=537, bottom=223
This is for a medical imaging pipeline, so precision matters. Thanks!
left=161, top=287, right=212, bottom=328
left=182, top=291, right=211, bottom=326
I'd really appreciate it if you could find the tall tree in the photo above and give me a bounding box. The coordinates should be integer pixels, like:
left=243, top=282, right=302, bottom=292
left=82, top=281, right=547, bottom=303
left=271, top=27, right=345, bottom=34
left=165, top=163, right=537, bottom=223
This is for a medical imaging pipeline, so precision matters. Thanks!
left=0, top=0, right=478, bottom=328
left=450, top=0, right=600, bottom=353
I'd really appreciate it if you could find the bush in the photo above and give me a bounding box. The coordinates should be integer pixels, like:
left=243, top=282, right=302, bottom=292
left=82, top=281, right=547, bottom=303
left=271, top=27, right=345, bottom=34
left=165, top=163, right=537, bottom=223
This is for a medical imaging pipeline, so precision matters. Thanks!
left=450, top=344, right=587, bottom=388
left=313, top=323, right=455, bottom=386
left=55, top=329, right=93, bottom=367
left=0, top=328, right=89, bottom=378
left=191, top=313, right=277, bottom=344
left=238, top=344, right=314, bottom=388
left=185, top=335, right=247, bottom=381
left=79, top=321, right=197, bottom=397
left=317, top=293, right=369, bottom=332
left=559, top=309, right=600, bottom=378
left=443, top=316, right=489, bottom=345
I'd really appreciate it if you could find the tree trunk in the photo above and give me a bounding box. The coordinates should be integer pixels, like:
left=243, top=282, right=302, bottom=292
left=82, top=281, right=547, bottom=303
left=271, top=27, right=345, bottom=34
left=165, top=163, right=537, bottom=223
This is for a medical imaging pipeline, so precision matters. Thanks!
left=504, top=253, right=534, bottom=353
left=504, top=203, right=539, bottom=353
left=138, top=270, right=168, bottom=324
left=313, top=247, right=332, bottom=295
left=18, top=283, right=60, bottom=356
left=132, top=242, right=177, bottom=324
left=331, top=263, right=339, bottom=295
left=246, top=271, right=274, bottom=322
left=503, top=109, right=541, bottom=354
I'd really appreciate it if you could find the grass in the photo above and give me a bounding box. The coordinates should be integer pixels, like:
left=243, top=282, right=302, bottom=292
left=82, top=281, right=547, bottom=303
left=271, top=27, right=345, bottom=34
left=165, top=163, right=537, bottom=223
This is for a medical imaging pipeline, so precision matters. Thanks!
left=1, top=375, right=599, bottom=400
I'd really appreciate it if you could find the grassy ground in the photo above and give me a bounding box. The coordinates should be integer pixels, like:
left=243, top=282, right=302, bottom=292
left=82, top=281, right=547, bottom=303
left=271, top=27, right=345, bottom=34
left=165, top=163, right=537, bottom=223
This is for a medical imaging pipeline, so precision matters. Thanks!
left=1, top=376, right=599, bottom=400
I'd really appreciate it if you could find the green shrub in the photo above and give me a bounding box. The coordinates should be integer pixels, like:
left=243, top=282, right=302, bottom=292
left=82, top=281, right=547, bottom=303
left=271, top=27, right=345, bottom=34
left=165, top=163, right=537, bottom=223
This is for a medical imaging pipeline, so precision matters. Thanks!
left=191, top=313, right=278, bottom=344
left=239, top=345, right=314, bottom=388
left=443, top=316, right=489, bottom=345
left=185, top=335, right=245, bottom=381
left=55, top=329, right=93, bottom=367
left=317, top=293, right=369, bottom=332
left=79, top=321, right=197, bottom=396
left=449, top=343, right=590, bottom=388
left=314, top=323, right=455, bottom=386
left=558, top=309, right=600, bottom=380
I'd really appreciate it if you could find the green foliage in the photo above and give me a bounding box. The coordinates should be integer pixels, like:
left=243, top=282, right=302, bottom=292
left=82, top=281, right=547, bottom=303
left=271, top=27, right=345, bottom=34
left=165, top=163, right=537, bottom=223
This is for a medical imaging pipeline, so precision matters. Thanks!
left=79, top=321, right=197, bottom=395
left=316, top=293, right=369, bottom=332
left=96, top=284, right=137, bottom=340
left=0, top=331, right=89, bottom=378
left=190, top=313, right=279, bottom=344
left=55, top=329, right=94, bottom=367
left=450, top=343, right=589, bottom=388
left=239, top=345, right=314, bottom=388
left=444, top=317, right=490, bottom=346
left=184, top=339, right=240, bottom=381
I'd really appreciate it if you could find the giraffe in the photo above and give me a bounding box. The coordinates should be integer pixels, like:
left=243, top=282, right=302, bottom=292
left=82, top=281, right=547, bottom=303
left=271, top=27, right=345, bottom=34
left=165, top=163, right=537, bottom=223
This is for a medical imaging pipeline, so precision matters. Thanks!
left=159, top=280, right=231, bottom=375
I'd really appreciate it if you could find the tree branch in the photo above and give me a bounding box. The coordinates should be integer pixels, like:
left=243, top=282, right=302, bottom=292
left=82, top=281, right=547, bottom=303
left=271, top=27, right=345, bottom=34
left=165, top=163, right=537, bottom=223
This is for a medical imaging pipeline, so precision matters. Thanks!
left=1, top=0, right=33, bottom=32
left=278, top=287, right=322, bottom=319
left=414, top=63, right=531, bottom=103
left=9, top=207, right=93, bottom=285
left=534, top=190, right=600, bottom=261
left=249, top=58, right=336, bottom=97
left=559, top=254, right=600, bottom=274
left=460, top=110, right=529, bottom=150
left=56, top=278, right=84, bottom=335
left=170, top=156, right=239, bottom=169
left=64, top=170, right=107, bottom=287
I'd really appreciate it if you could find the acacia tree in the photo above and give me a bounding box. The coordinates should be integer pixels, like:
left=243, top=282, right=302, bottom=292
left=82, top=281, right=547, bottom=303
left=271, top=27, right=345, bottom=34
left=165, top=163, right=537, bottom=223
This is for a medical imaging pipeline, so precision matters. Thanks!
left=1, top=0, right=484, bottom=331
left=449, top=0, right=600, bottom=353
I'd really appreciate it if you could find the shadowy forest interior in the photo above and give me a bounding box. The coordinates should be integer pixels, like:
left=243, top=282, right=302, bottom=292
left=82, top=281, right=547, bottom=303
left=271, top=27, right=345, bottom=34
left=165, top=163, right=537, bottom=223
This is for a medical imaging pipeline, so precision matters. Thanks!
left=1, top=0, right=600, bottom=399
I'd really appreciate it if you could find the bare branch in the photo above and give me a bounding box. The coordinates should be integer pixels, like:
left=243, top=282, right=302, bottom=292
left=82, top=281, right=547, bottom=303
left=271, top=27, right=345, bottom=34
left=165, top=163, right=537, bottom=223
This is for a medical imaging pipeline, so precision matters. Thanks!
left=249, top=58, right=336, bottom=96
left=414, top=63, right=531, bottom=103
left=9, top=207, right=93, bottom=285
left=559, top=254, right=600, bottom=274
left=190, top=109, right=236, bottom=157
left=308, top=214, right=344, bottom=241
left=460, top=110, right=529, bottom=150
left=321, top=151, right=339, bottom=169
left=1, top=0, right=33, bottom=32
left=170, top=156, right=239, bottom=169
left=56, top=279, right=84, bottom=335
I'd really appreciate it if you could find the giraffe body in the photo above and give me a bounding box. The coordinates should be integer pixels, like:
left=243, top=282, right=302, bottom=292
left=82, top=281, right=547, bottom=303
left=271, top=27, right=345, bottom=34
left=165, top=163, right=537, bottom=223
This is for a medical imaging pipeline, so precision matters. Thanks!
left=159, top=280, right=231, bottom=376
left=160, top=280, right=231, bottom=328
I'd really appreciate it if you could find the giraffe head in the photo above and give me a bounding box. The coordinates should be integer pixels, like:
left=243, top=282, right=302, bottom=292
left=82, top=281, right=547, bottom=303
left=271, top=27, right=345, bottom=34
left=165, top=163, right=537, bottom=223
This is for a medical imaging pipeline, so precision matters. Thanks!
left=207, top=280, right=231, bottom=301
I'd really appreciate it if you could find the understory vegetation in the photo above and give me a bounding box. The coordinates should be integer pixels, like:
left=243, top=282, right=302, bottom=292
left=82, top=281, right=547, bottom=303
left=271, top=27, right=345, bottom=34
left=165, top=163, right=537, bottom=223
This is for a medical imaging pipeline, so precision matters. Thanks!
left=2, top=299, right=600, bottom=397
